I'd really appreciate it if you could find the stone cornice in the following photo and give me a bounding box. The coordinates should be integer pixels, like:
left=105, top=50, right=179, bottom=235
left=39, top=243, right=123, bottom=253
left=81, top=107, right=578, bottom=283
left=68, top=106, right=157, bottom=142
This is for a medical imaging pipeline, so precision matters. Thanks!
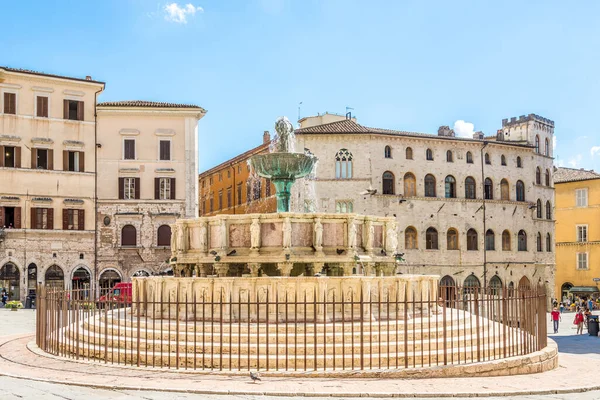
left=98, top=108, right=205, bottom=118
left=556, top=241, right=600, bottom=246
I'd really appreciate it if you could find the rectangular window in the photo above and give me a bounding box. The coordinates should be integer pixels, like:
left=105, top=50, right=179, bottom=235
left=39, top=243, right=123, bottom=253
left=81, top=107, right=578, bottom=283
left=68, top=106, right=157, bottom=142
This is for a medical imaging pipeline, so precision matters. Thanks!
left=3, top=92, right=16, bottom=114
left=36, top=149, right=48, bottom=169
left=36, top=96, right=48, bottom=117
left=67, top=209, right=79, bottom=230
left=576, top=188, right=588, bottom=207
left=124, top=139, right=136, bottom=160
left=159, top=178, right=171, bottom=200
left=577, top=225, right=588, bottom=242
left=227, top=187, right=232, bottom=208
left=218, top=190, right=223, bottom=210
left=209, top=194, right=214, bottom=212
left=64, top=100, right=84, bottom=121
left=237, top=183, right=242, bottom=206
left=218, top=172, right=222, bottom=182
left=124, top=177, right=136, bottom=200
left=32, top=208, right=53, bottom=230
left=253, top=181, right=262, bottom=200
left=265, top=179, right=271, bottom=197
left=159, top=140, right=171, bottom=161
left=66, top=151, right=82, bottom=172
left=577, top=253, right=588, bottom=270
left=4, top=146, right=15, bottom=168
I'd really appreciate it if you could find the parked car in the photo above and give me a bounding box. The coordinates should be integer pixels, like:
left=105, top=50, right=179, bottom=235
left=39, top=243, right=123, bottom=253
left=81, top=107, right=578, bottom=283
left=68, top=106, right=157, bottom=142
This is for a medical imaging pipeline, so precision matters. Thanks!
left=97, top=282, right=132, bottom=307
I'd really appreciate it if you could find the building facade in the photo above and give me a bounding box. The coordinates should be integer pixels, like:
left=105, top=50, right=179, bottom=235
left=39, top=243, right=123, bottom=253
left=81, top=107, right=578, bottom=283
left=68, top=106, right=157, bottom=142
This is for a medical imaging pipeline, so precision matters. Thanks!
left=554, top=167, right=600, bottom=301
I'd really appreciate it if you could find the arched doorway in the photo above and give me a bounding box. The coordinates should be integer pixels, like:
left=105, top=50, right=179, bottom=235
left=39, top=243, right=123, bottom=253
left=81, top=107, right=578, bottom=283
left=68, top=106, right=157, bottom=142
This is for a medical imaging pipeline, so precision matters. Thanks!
left=489, top=275, right=503, bottom=296
left=45, top=265, right=64, bottom=290
left=72, top=267, right=91, bottom=299
left=27, top=263, right=37, bottom=294
left=99, top=269, right=122, bottom=291
left=0, top=263, right=20, bottom=301
left=440, top=275, right=456, bottom=305
left=561, top=282, right=573, bottom=303
left=518, top=276, right=531, bottom=291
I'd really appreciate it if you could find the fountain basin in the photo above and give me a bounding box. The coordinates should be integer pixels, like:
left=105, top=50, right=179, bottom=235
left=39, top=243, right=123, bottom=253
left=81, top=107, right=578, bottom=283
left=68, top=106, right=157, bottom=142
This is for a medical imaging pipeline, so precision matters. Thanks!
left=250, top=152, right=316, bottom=180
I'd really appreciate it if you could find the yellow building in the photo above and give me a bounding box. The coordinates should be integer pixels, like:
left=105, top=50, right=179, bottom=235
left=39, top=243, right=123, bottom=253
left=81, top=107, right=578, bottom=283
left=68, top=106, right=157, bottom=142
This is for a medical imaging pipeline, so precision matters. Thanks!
left=555, top=167, right=600, bottom=302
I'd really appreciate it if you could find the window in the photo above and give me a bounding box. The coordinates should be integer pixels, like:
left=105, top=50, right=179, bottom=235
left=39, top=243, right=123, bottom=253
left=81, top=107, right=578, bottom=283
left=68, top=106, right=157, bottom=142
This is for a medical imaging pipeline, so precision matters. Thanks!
left=403, top=173, right=416, bottom=196
left=405, top=227, right=417, bottom=249
left=246, top=182, right=251, bottom=203
left=426, top=148, right=434, bottom=161
left=545, top=138, right=549, bottom=156
left=466, top=151, right=473, bottom=164
left=518, top=230, right=527, bottom=251
left=209, top=177, right=213, bottom=185
left=535, top=135, right=540, bottom=153
left=64, top=150, right=83, bottom=172
left=502, top=230, right=511, bottom=251
left=157, top=225, right=171, bottom=246
left=465, top=177, right=476, bottom=199
left=227, top=170, right=231, bottom=178
left=500, top=179, right=509, bottom=200
left=335, top=201, right=353, bottom=213
left=535, top=167, right=542, bottom=185
left=123, top=139, right=135, bottom=160
left=159, top=140, right=171, bottom=161
left=424, top=174, right=436, bottom=197
left=218, top=172, right=222, bottom=182
left=577, top=225, right=588, bottom=242
left=489, top=276, right=503, bottom=295
left=1, top=146, right=19, bottom=168
left=227, top=187, right=232, bottom=208
left=209, top=193, right=214, bottom=212
left=31, top=207, right=53, bottom=230
left=484, top=178, right=493, bottom=200
left=157, top=177, right=173, bottom=200
left=517, top=156, right=522, bottom=168
left=64, top=99, right=84, bottom=121
left=577, top=253, right=588, bottom=270
left=426, top=227, right=438, bottom=250
left=3, top=92, right=16, bottom=114
left=536, top=199, right=542, bottom=218
left=265, top=179, right=271, bottom=197
left=537, top=232, right=542, bottom=252
left=485, top=229, right=495, bottom=250
left=516, top=180, right=525, bottom=201
left=201, top=180, right=205, bottom=189
left=485, top=153, right=491, bottom=165
left=33, top=148, right=52, bottom=170
left=405, top=147, right=413, bottom=160
left=576, top=188, right=588, bottom=207
left=447, top=228, right=458, bottom=250
left=546, top=201, right=551, bottom=219
left=63, top=209, right=84, bottom=231
left=121, top=225, right=136, bottom=246
left=335, top=149, right=353, bottom=179
left=382, top=171, right=395, bottom=195
left=501, top=155, right=506, bottom=166
left=238, top=165, right=241, bottom=174
left=545, top=169, right=550, bottom=186
left=36, top=96, right=48, bottom=118
left=237, top=183, right=242, bottom=206
left=445, top=175, right=456, bottom=198
left=446, top=150, right=453, bottom=162
left=253, top=180, right=262, bottom=200
left=464, top=275, right=481, bottom=293
left=467, top=228, right=478, bottom=250
left=384, top=146, right=392, bottom=158
left=218, top=190, right=223, bottom=209
left=546, top=233, right=551, bottom=252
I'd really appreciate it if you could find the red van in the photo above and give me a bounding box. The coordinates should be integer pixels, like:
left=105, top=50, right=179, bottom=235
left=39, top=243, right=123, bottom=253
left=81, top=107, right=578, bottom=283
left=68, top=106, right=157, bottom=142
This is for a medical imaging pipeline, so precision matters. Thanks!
left=98, top=282, right=132, bottom=304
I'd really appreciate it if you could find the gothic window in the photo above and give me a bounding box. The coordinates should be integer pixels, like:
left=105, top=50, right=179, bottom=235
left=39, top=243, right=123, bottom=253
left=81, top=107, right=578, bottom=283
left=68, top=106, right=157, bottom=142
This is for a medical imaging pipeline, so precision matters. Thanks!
left=537, top=232, right=543, bottom=252
left=465, top=176, right=476, bottom=199
left=426, top=148, right=434, bottom=161
left=446, top=150, right=453, bottom=162
left=546, top=233, right=552, bottom=252
left=518, top=230, right=527, bottom=251
left=484, top=178, right=493, bottom=200
left=545, top=138, right=549, bottom=156
left=516, top=180, right=525, bottom=201
left=535, top=135, right=540, bottom=153
left=384, top=145, right=392, bottom=159
left=447, top=228, right=458, bottom=250
left=500, top=179, right=509, bottom=200
left=426, top=227, right=438, bottom=250
left=121, top=225, right=136, bottom=247
left=546, top=200, right=552, bottom=219
left=157, top=225, right=171, bottom=246
left=467, top=228, right=478, bottom=250
left=405, top=226, right=417, bottom=249
left=445, top=175, right=456, bottom=198
left=424, top=174, right=436, bottom=197
left=335, top=200, right=353, bottom=213
left=545, top=169, right=550, bottom=186
left=403, top=172, right=416, bottom=196
left=485, top=229, right=495, bottom=250
left=489, top=276, right=503, bottom=295
left=382, top=171, right=395, bottom=195
left=501, top=155, right=506, bottom=166
left=536, top=167, right=541, bottom=185
left=502, top=230, right=511, bottom=251
left=517, top=156, right=522, bottom=168
left=485, top=153, right=491, bottom=165
left=335, top=149, right=353, bottom=179
left=466, top=151, right=473, bottom=164
left=536, top=199, right=542, bottom=218
left=406, top=147, right=413, bottom=160
left=464, top=275, right=481, bottom=293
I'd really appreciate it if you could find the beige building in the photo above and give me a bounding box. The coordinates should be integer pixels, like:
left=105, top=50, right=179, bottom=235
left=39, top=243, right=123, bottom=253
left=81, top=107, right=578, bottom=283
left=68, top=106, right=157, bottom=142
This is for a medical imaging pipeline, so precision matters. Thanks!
left=0, top=67, right=105, bottom=300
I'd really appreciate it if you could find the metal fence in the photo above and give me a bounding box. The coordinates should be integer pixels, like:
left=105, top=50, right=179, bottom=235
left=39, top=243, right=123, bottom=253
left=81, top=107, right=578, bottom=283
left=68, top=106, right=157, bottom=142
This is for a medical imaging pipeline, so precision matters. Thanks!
left=36, top=283, right=547, bottom=372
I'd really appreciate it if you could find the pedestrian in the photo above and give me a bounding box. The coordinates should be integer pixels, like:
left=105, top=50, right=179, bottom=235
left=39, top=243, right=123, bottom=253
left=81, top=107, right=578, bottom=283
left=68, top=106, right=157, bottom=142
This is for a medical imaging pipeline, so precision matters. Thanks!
left=588, top=298, right=594, bottom=312
left=559, top=302, right=565, bottom=314
left=574, top=308, right=585, bottom=335
left=551, top=307, right=561, bottom=334
left=1, top=290, right=7, bottom=306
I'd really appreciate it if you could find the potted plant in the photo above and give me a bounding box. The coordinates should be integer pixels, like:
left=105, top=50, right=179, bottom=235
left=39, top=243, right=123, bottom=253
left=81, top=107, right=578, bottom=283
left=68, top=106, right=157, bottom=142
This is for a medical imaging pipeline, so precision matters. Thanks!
left=5, top=300, right=23, bottom=311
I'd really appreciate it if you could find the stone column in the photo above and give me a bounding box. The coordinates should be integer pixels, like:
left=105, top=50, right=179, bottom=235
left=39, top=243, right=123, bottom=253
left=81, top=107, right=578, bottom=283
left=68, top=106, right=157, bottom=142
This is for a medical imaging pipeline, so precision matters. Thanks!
left=347, top=217, right=357, bottom=251
left=247, top=263, right=261, bottom=277
left=365, top=218, right=374, bottom=255
left=380, top=262, right=396, bottom=276
left=312, top=262, right=325, bottom=276
left=277, top=262, right=293, bottom=277
left=341, top=262, right=355, bottom=276
left=363, top=262, right=376, bottom=276
left=214, top=263, right=229, bottom=277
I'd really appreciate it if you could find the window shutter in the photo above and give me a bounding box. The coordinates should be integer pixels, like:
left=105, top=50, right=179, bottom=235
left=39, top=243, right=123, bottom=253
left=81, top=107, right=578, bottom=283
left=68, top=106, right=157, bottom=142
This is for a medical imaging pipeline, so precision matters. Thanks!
left=78, top=152, right=84, bottom=172
left=62, top=209, right=69, bottom=230
left=0, top=145, right=4, bottom=167
left=78, top=209, right=85, bottom=231
left=47, top=149, right=54, bottom=170
left=118, top=178, right=125, bottom=200
left=47, top=208, right=54, bottom=230
left=4, top=93, right=15, bottom=114
left=31, top=148, right=37, bottom=169
left=14, top=207, right=21, bottom=229
left=134, top=178, right=141, bottom=199
left=0, top=207, right=4, bottom=227
left=30, top=208, right=36, bottom=229
left=15, top=147, right=21, bottom=168
left=63, top=151, right=69, bottom=171
left=36, top=96, right=42, bottom=117
left=77, top=101, right=84, bottom=121
left=63, top=100, right=69, bottom=119
left=170, top=178, right=176, bottom=200
left=155, top=178, right=160, bottom=200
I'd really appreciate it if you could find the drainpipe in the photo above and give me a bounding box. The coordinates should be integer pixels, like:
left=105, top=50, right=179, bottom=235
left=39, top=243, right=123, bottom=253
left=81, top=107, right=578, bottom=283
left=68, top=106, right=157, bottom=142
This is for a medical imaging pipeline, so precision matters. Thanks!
left=93, top=85, right=104, bottom=297
left=480, top=141, right=489, bottom=289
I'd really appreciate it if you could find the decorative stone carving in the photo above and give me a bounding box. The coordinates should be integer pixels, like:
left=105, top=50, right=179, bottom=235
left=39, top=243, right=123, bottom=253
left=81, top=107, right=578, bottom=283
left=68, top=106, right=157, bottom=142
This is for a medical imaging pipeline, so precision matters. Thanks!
left=348, top=218, right=357, bottom=249
left=277, top=262, right=293, bottom=277
left=199, top=222, right=207, bottom=252
left=283, top=217, right=292, bottom=249
left=219, top=218, right=227, bottom=249
left=250, top=218, right=261, bottom=249
left=314, top=218, right=323, bottom=252
left=386, top=221, right=398, bottom=253
left=171, top=224, right=178, bottom=252
left=365, top=219, right=374, bottom=254
left=247, top=263, right=261, bottom=277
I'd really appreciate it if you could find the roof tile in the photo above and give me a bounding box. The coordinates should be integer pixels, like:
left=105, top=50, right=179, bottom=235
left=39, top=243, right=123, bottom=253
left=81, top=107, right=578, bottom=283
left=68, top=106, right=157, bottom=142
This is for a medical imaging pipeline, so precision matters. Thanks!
left=97, top=100, right=205, bottom=111
left=554, top=167, right=600, bottom=184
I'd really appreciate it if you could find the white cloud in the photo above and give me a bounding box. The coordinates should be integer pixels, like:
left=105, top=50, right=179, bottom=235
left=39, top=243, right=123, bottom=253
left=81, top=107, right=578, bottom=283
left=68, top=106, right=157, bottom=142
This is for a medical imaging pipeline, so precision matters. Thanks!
left=453, top=120, right=475, bottom=138
left=568, top=154, right=583, bottom=168
left=591, top=146, right=600, bottom=158
left=164, top=3, right=203, bottom=23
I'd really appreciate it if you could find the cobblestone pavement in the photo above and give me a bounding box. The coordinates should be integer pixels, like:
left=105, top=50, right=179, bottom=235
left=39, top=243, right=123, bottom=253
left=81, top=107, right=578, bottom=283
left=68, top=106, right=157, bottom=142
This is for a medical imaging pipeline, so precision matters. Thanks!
left=1, top=308, right=600, bottom=399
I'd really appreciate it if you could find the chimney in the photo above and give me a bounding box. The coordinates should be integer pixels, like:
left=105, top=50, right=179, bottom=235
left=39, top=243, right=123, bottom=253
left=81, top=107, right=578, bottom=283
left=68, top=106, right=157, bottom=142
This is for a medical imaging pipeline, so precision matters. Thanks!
left=473, top=131, right=484, bottom=140
left=263, top=130, right=270, bottom=144
left=85, top=76, right=92, bottom=81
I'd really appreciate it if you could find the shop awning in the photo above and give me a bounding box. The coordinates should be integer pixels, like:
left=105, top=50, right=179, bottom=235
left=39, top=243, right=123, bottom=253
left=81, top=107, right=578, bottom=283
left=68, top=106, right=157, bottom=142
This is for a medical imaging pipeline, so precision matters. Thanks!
left=569, top=286, right=600, bottom=293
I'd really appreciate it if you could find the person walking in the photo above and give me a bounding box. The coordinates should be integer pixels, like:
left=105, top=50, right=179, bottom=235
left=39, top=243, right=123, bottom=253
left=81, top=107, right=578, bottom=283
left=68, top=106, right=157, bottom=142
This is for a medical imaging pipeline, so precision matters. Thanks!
left=574, top=308, right=585, bottom=335
left=588, top=298, right=594, bottom=312
left=551, top=307, right=561, bottom=334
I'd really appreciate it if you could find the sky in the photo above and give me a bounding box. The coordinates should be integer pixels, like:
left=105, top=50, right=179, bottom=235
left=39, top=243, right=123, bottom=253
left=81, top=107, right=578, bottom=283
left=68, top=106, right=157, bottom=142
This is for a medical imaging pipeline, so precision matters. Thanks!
left=2, top=0, right=600, bottom=171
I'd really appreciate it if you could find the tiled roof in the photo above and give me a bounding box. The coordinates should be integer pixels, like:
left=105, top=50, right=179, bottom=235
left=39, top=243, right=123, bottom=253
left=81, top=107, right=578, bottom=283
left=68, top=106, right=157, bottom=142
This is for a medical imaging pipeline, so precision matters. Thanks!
left=554, top=167, right=600, bottom=184
left=0, top=66, right=105, bottom=85
left=97, top=100, right=205, bottom=111
left=199, top=141, right=270, bottom=177
left=294, top=119, right=370, bottom=134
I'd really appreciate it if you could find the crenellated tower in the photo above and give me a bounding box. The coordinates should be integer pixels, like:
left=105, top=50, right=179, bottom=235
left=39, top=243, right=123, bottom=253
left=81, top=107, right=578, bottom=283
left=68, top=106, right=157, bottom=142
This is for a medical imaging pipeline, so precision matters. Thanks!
left=500, top=114, right=554, bottom=157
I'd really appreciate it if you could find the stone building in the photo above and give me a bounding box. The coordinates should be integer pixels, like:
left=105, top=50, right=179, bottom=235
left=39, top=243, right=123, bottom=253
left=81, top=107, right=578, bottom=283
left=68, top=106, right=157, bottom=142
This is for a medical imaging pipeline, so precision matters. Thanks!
left=0, top=67, right=105, bottom=301
left=95, top=101, right=205, bottom=288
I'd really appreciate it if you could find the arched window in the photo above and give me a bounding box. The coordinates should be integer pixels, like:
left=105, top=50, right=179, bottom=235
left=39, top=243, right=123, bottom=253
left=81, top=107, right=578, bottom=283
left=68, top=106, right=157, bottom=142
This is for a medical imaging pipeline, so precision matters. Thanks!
left=545, top=138, right=549, bottom=156
left=518, top=230, right=527, bottom=251
left=485, top=153, right=491, bottom=165
left=485, top=229, right=495, bottom=250
left=406, top=147, right=413, bottom=160
left=382, top=171, right=395, bottom=195
left=535, top=135, right=540, bottom=153
left=426, top=148, right=434, bottom=161
left=445, top=175, right=456, bottom=198
left=403, top=172, right=416, bottom=197
left=121, top=225, right=137, bottom=246
left=467, top=228, right=478, bottom=250
left=500, top=179, right=509, bottom=200
left=546, top=200, right=552, bottom=219
left=516, top=180, right=525, bottom=201
left=489, top=275, right=503, bottom=295
left=447, top=228, right=458, bottom=250
left=405, top=226, right=417, bottom=249
left=335, top=149, right=353, bottom=179
left=384, top=145, right=392, bottom=159
left=502, top=230, right=511, bottom=251
left=546, top=233, right=552, bottom=252
left=517, top=156, right=522, bottom=168
left=537, top=232, right=542, bottom=252
left=545, top=169, right=550, bottom=186
left=519, top=276, right=531, bottom=290
left=536, top=199, right=542, bottom=218
left=465, top=176, right=476, bottom=199
left=501, top=155, right=506, bottom=166
left=426, top=227, right=438, bottom=250
left=424, top=174, right=436, bottom=197
left=464, top=275, right=481, bottom=293
left=446, top=150, right=453, bottom=162
left=484, top=178, right=493, bottom=200
left=466, top=151, right=473, bottom=164
left=157, top=225, right=171, bottom=246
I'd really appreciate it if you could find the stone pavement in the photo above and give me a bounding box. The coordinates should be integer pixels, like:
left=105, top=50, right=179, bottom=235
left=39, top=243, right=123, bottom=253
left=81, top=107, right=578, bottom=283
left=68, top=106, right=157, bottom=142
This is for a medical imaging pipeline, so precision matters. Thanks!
left=1, top=308, right=600, bottom=399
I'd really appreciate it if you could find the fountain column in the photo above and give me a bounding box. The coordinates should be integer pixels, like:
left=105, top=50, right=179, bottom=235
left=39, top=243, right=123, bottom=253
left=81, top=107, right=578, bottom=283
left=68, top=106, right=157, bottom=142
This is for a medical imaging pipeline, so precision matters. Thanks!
left=277, top=262, right=293, bottom=277
left=247, top=263, right=261, bottom=277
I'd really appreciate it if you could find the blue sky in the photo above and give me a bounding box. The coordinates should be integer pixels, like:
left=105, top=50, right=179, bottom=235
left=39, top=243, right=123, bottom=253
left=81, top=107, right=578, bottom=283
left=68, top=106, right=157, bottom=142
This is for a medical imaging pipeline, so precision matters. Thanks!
left=2, top=0, right=600, bottom=171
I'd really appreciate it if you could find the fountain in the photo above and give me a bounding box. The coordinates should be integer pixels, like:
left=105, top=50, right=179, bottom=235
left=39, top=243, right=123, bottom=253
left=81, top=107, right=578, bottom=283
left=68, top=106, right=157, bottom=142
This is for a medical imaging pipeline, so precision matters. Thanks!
left=250, top=117, right=316, bottom=212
